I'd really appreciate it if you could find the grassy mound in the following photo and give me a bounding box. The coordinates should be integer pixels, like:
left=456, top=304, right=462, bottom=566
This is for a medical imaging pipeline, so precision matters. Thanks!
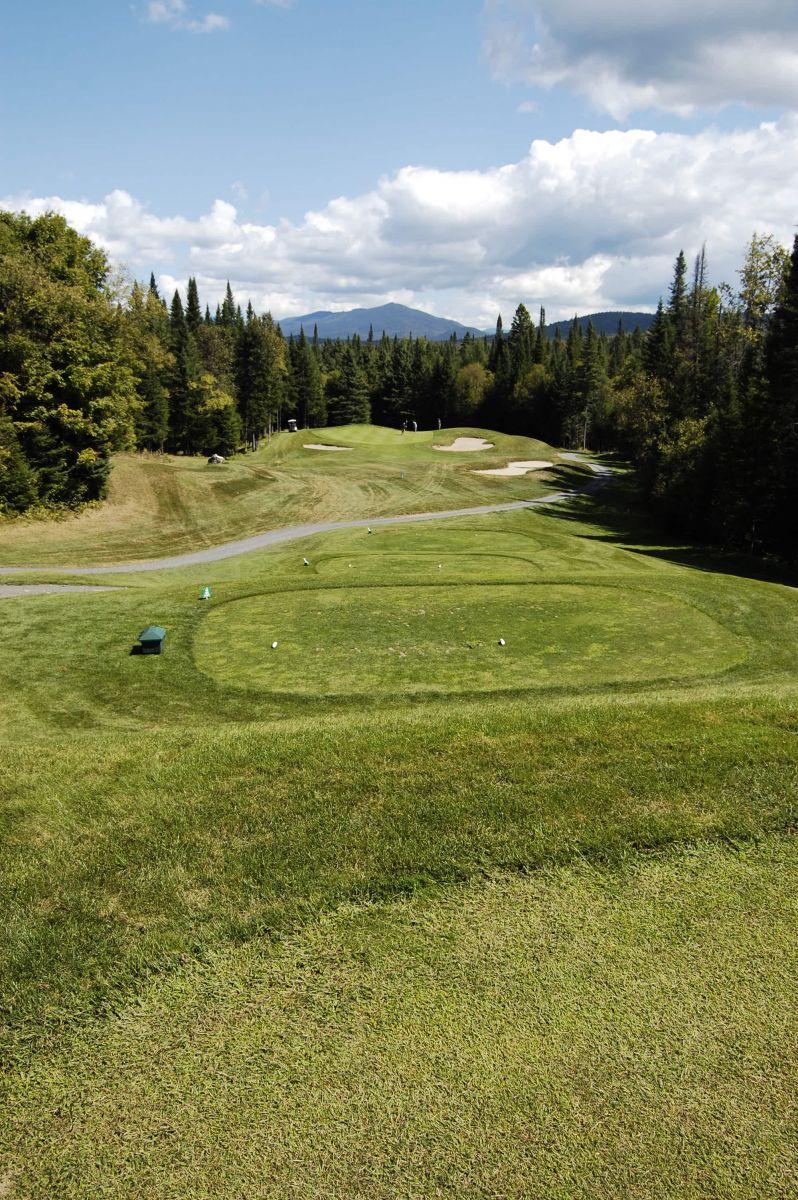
left=195, top=582, right=744, bottom=696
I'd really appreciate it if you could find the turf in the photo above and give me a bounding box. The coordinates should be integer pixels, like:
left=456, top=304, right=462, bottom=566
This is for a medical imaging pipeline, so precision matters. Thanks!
left=4, top=839, right=798, bottom=1199
left=0, top=426, right=577, bottom=567
left=1, top=428, right=797, bottom=1197
left=195, top=581, right=745, bottom=695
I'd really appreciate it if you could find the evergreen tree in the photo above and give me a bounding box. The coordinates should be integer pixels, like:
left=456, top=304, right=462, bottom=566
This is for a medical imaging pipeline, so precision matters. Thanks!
left=185, top=276, right=202, bottom=334
left=759, top=234, right=798, bottom=555
left=488, top=315, right=504, bottom=372
left=533, top=306, right=549, bottom=365
left=136, top=360, right=170, bottom=451
left=219, top=282, right=237, bottom=329
left=507, top=304, right=534, bottom=383
left=166, top=291, right=202, bottom=452
left=329, top=347, right=370, bottom=424
left=668, top=250, right=688, bottom=345
left=643, top=300, right=672, bottom=378
left=291, top=329, right=325, bottom=427
left=0, top=413, right=38, bottom=512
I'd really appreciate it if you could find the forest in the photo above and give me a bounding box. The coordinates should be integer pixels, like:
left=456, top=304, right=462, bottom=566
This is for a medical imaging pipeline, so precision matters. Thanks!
left=0, top=209, right=796, bottom=562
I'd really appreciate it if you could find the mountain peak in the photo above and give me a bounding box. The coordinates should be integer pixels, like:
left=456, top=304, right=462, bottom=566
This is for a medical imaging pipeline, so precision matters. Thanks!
left=277, top=303, right=484, bottom=341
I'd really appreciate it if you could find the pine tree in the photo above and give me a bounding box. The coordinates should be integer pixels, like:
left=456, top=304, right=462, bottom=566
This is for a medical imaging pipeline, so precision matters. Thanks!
left=291, top=329, right=325, bottom=427
left=219, top=282, right=237, bottom=328
left=235, top=303, right=286, bottom=445
left=573, top=321, right=606, bottom=449
left=488, top=315, right=504, bottom=372
left=533, top=306, right=549, bottom=366
left=329, top=347, right=370, bottom=424
left=507, top=304, right=534, bottom=383
left=668, top=250, right=688, bottom=345
left=186, top=277, right=202, bottom=334
left=643, top=300, right=672, bottom=378
left=166, top=291, right=201, bottom=452
left=136, top=360, right=169, bottom=451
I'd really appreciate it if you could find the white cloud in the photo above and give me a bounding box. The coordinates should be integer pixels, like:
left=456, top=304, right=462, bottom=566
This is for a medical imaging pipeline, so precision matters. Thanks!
left=4, top=117, right=797, bottom=326
left=483, top=0, right=798, bottom=118
left=145, top=0, right=229, bottom=33
left=188, top=13, right=229, bottom=32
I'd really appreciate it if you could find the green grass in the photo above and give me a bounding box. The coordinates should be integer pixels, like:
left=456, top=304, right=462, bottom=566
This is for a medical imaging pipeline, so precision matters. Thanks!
left=3, top=694, right=796, bottom=1060
left=4, top=838, right=798, bottom=1199
left=1, top=427, right=798, bottom=1197
left=196, top=581, right=745, bottom=695
left=0, top=425, right=577, bottom=566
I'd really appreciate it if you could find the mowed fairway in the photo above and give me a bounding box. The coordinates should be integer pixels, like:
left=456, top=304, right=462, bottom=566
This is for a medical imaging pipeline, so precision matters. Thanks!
left=1, top=428, right=797, bottom=1199
left=0, top=425, right=576, bottom=567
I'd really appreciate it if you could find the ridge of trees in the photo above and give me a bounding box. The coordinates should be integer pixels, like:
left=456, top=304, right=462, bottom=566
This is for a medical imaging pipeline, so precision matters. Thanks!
left=0, top=210, right=795, bottom=562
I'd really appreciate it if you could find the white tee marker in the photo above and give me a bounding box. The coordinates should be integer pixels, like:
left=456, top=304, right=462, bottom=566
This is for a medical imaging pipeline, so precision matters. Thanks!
left=272, top=641, right=279, bottom=650
left=498, top=638, right=506, bottom=646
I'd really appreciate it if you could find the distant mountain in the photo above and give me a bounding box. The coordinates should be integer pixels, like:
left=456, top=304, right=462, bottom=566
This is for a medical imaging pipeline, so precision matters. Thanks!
left=277, top=302, right=484, bottom=341
left=277, top=302, right=657, bottom=342
left=544, top=311, right=656, bottom=338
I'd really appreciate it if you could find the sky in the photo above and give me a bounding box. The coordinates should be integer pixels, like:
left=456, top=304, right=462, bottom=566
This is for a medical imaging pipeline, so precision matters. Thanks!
left=1, top=0, right=797, bottom=325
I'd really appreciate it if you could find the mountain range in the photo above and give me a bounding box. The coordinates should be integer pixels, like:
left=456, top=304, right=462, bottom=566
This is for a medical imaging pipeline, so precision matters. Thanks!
left=277, top=301, right=656, bottom=342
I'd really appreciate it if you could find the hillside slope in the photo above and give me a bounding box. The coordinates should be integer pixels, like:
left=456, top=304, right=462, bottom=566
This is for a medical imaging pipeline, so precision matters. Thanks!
left=0, top=426, right=581, bottom=567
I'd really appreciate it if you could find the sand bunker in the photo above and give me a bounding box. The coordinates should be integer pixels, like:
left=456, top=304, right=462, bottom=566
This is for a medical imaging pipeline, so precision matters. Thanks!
left=473, top=460, right=552, bottom=477
left=433, top=437, right=494, bottom=452
left=303, top=444, right=353, bottom=452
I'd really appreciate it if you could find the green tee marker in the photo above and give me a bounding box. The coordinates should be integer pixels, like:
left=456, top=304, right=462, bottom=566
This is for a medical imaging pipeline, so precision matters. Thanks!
left=200, top=586, right=211, bottom=600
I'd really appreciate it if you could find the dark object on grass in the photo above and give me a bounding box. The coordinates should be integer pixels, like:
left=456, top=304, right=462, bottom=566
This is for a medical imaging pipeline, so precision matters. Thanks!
left=137, top=626, right=166, bottom=655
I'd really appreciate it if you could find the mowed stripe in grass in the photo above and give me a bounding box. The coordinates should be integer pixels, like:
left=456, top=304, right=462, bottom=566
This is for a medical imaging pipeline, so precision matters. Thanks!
left=1, top=694, right=797, bottom=1061
left=0, top=426, right=573, bottom=567
left=2, top=505, right=797, bottom=739
left=4, top=835, right=797, bottom=1199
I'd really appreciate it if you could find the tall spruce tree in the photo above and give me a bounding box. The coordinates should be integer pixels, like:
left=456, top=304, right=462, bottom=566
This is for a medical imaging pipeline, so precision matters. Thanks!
left=291, top=329, right=325, bottom=427
left=185, top=276, right=202, bottom=335
left=166, top=290, right=201, bottom=453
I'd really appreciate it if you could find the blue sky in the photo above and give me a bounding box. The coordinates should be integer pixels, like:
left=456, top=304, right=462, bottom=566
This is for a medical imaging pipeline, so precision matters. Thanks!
left=2, top=1, right=797, bottom=323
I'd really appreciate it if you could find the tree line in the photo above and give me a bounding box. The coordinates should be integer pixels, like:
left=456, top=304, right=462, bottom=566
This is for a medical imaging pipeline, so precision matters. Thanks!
left=1, top=208, right=795, bottom=562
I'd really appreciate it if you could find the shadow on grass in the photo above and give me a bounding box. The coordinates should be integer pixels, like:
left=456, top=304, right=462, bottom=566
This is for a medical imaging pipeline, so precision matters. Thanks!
left=539, top=464, right=798, bottom=589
